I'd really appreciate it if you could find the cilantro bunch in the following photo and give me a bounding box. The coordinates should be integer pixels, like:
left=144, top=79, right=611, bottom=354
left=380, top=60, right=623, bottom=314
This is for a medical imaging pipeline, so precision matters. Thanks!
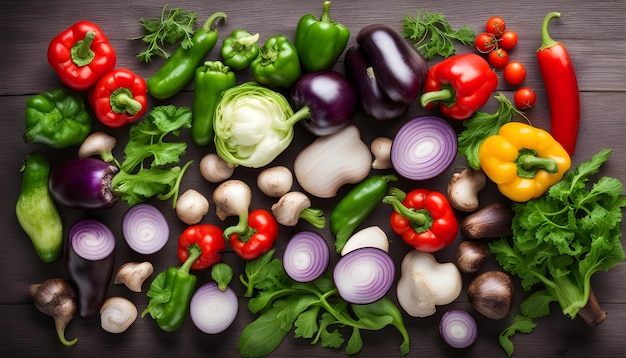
left=402, top=10, right=475, bottom=59
left=238, top=250, right=410, bottom=357
left=489, top=149, right=626, bottom=356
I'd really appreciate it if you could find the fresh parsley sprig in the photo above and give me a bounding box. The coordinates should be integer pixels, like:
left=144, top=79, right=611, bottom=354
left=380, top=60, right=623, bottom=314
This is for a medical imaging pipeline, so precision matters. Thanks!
left=132, top=5, right=198, bottom=62
left=402, top=10, right=475, bottom=59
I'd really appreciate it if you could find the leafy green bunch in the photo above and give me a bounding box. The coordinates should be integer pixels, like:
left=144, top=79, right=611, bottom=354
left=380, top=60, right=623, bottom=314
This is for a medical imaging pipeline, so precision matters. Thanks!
left=489, top=149, right=626, bottom=356
left=238, top=250, right=410, bottom=357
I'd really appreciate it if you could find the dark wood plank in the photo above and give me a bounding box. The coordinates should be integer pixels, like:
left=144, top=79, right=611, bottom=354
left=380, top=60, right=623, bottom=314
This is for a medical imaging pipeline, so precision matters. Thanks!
left=2, top=0, right=626, bottom=356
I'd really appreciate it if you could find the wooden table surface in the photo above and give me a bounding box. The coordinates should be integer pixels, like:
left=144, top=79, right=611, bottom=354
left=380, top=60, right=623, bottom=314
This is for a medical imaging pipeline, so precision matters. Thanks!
left=2, top=0, right=626, bottom=357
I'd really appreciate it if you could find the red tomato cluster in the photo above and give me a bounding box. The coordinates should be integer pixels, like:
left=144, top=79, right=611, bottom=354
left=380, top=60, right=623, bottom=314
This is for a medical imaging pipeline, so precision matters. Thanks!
left=475, top=16, right=536, bottom=109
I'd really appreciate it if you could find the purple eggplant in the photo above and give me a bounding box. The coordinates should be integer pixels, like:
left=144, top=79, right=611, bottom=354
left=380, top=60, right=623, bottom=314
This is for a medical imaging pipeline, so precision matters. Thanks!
left=344, top=45, right=409, bottom=121
left=66, top=219, right=116, bottom=318
left=356, top=23, right=428, bottom=104
left=49, top=158, right=119, bottom=209
left=290, top=70, right=358, bottom=136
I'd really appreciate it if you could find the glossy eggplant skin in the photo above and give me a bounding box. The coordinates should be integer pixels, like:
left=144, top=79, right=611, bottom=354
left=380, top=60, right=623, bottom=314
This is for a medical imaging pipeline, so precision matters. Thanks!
left=344, top=45, right=409, bottom=121
left=290, top=70, right=358, bottom=136
left=49, top=158, right=119, bottom=209
left=356, top=24, right=428, bottom=104
left=66, top=243, right=115, bottom=318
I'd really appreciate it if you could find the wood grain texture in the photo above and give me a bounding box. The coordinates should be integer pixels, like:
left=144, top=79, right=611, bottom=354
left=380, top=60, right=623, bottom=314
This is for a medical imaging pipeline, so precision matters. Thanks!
left=2, top=0, right=626, bottom=357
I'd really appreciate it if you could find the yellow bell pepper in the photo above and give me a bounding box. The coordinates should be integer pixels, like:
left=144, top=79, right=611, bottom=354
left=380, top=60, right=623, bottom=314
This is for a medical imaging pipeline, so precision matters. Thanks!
left=478, top=122, right=571, bottom=202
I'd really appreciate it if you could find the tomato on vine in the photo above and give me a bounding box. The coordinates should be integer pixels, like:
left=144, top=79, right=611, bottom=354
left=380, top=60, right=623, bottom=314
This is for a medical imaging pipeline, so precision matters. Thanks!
left=475, top=32, right=497, bottom=53
left=499, top=30, right=518, bottom=50
left=514, top=87, right=536, bottom=109
left=488, top=48, right=509, bottom=68
left=486, top=16, right=506, bottom=37
left=504, top=61, right=526, bottom=85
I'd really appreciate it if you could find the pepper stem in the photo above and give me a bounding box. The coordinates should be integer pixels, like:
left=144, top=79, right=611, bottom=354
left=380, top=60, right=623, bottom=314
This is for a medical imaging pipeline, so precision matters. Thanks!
left=538, top=12, right=561, bottom=51
left=223, top=211, right=252, bottom=241
left=320, top=1, right=332, bottom=23
left=299, top=208, right=326, bottom=229
left=111, top=88, right=142, bottom=115
left=420, top=87, right=454, bottom=108
left=516, top=148, right=559, bottom=178
left=70, top=31, right=96, bottom=67
left=233, top=33, right=260, bottom=51
left=202, top=11, right=227, bottom=32
left=179, top=244, right=202, bottom=274
left=382, top=188, right=428, bottom=226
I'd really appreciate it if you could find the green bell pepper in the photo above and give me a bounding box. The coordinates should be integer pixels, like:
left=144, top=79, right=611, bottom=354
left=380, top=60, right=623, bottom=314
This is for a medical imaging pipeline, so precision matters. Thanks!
left=330, top=174, right=397, bottom=253
left=251, top=35, right=301, bottom=88
left=141, top=245, right=200, bottom=331
left=221, top=29, right=260, bottom=71
left=24, top=87, right=92, bottom=149
left=191, top=61, right=236, bottom=146
left=147, top=11, right=227, bottom=100
left=295, top=1, right=350, bottom=72
left=16, top=152, right=63, bottom=263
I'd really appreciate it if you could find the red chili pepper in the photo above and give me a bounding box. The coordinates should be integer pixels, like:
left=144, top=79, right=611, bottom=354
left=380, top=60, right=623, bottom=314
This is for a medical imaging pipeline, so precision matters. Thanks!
left=420, top=53, right=498, bottom=120
left=537, top=12, right=580, bottom=156
left=383, top=188, right=458, bottom=253
left=47, top=20, right=116, bottom=91
left=177, top=224, right=226, bottom=271
left=88, top=68, right=148, bottom=127
left=226, top=209, right=279, bottom=261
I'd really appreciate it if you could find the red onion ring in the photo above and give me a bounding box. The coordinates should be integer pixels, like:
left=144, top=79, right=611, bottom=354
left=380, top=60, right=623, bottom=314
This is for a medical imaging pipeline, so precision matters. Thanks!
left=283, top=231, right=329, bottom=282
left=391, top=116, right=457, bottom=180
left=333, top=247, right=395, bottom=304
left=439, top=309, right=478, bottom=348
left=69, top=219, right=116, bottom=261
left=122, top=203, right=169, bottom=254
left=190, top=282, right=238, bottom=334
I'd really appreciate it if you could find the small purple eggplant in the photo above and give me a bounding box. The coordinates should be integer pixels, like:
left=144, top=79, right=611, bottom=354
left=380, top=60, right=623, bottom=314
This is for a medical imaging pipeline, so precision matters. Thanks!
left=290, top=70, right=358, bottom=136
left=357, top=24, right=428, bottom=104
left=344, top=45, right=409, bottom=121
left=49, top=157, right=119, bottom=209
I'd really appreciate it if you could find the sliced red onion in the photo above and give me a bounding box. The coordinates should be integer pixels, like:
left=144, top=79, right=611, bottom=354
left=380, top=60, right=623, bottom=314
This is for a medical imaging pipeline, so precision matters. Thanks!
left=283, top=231, right=329, bottom=282
left=190, top=282, right=238, bottom=334
left=122, top=203, right=169, bottom=254
left=439, top=309, right=478, bottom=348
left=391, top=116, right=457, bottom=180
left=69, top=219, right=116, bottom=261
left=333, top=247, right=395, bottom=304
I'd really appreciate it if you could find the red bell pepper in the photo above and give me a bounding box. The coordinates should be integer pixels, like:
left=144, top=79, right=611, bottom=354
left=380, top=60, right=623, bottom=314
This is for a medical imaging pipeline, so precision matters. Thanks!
left=47, top=20, right=116, bottom=91
left=177, top=224, right=226, bottom=271
left=225, top=209, right=279, bottom=261
left=420, top=53, right=498, bottom=120
left=383, top=187, right=458, bottom=253
left=89, top=68, right=148, bottom=127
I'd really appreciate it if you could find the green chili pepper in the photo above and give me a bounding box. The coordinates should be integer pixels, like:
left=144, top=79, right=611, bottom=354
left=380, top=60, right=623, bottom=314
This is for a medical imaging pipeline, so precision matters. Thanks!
left=191, top=61, right=236, bottom=146
left=330, top=174, right=397, bottom=253
left=221, top=29, right=260, bottom=71
left=251, top=35, right=301, bottom=88
left=147, top=11, right=227, bottom=100
left=141, top=245, right=200, bottom=331
left=15, top=152, right=63, bottom=263
left=23, top=87, right=92, bottom=149
left=295, top=1, right=350, bottom=72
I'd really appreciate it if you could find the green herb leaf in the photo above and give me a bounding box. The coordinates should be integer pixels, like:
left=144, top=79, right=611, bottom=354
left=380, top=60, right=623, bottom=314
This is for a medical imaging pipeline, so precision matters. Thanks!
left=238, top=306, right=290, bottom=357
left=133, top=5, right=198, bottom=62
left=457, top=93, right=525, bottom=169
left=402, top=10, right=475, bottom=59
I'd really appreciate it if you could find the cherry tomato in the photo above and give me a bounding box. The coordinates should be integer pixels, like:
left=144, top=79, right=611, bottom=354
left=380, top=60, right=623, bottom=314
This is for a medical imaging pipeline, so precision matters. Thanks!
left=503, top=61, right=526, bottom=86
left=488, top=48, right=509, bottom=68
left=475, top=32, right=497, bottom=53
left=486, top=16, right=506, bottom=37
left=514, top=87, right=536, bottom=109
left=499, top=30, right=518, bottom=50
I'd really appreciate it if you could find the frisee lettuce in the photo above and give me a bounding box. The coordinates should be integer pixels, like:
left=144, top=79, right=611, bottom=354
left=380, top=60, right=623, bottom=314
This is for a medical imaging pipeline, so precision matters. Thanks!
left=238, top=249, right=410, bottom=357
left=489, top=148, right=626, bottom=356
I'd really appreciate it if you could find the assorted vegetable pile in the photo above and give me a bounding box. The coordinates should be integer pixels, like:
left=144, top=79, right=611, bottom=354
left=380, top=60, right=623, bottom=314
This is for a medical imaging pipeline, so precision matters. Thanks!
left=15, top=2, right=626, bottom=357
